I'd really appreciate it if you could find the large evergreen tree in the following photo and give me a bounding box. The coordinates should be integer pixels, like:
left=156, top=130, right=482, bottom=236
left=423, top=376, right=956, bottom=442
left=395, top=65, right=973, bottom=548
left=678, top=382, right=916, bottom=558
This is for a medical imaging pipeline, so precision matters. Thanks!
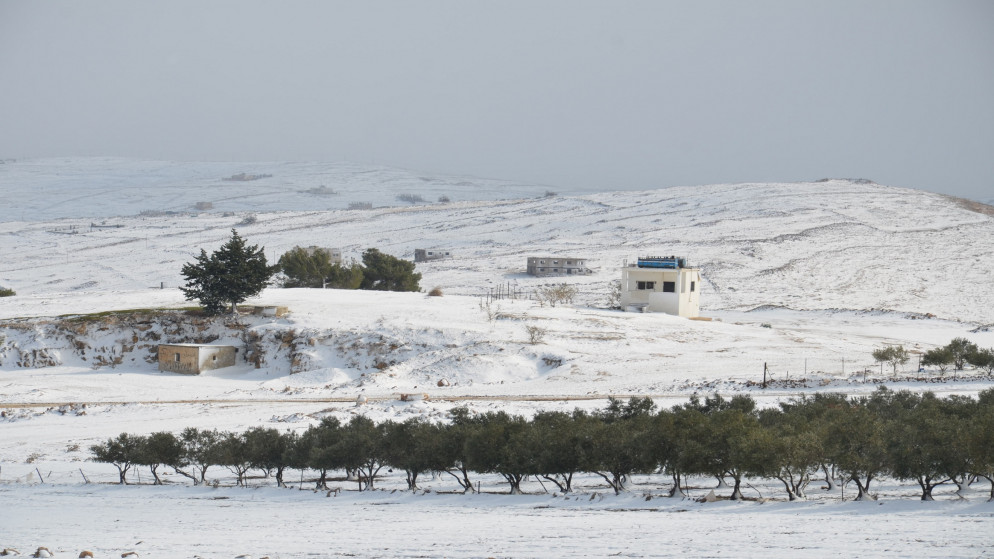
left=181, top=229, right=278, bottom=315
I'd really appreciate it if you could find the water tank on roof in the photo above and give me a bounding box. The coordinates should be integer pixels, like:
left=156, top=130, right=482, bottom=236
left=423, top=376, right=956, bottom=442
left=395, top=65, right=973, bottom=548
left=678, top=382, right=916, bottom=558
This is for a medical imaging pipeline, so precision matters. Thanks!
left=636, top=256, right=686, bottom=269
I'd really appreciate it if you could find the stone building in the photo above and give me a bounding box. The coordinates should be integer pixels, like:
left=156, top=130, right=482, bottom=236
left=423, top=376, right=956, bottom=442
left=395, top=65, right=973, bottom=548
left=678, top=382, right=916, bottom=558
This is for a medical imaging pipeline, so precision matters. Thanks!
left=304, top=246, right=343, bottom=266
left=526, top=256, right=593, bottom=277
left=158, top=344, right=237, bottom=374
left=414, top=249, right=453, bottom=263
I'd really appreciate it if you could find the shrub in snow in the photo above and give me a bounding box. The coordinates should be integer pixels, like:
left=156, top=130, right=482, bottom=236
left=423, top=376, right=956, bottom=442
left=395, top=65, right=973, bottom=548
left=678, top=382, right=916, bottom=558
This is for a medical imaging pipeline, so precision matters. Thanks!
left=535, top=283, right=578, bottom=307
left=396, top=193, right=425, bottom=203
left=525, top=324, right=546, bottom=344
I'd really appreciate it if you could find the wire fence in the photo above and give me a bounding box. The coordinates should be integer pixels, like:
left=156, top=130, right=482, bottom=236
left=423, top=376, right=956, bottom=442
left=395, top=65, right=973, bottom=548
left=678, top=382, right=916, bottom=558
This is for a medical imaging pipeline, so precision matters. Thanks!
left=750, top=353, right=992, bottom=388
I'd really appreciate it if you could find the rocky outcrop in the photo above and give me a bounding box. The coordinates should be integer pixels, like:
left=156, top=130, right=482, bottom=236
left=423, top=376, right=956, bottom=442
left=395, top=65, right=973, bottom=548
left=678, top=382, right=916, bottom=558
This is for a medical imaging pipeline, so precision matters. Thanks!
left=0, top=310, right=424, bottom=376
left=0, top=311, right=249, bottom=369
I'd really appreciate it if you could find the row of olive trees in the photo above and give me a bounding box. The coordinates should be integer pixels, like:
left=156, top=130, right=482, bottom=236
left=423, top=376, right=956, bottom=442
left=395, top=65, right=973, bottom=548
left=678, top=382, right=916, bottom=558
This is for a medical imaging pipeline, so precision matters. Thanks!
left=922, top=338, right=994, bottom=374
left=873, top=338, right=994, bottom=375
left=91, top=388, right=994, bottom=501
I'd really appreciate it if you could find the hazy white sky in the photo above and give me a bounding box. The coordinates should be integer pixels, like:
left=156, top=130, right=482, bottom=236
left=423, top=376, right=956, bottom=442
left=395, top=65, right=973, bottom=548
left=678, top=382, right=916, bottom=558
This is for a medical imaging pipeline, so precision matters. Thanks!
left=1, top=1, right=992, bottom=199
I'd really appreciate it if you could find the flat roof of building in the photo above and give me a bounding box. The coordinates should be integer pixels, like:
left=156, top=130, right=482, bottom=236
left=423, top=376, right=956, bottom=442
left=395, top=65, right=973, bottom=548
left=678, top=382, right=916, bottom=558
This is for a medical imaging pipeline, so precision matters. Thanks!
left=158, top=343, right=236, bottom=348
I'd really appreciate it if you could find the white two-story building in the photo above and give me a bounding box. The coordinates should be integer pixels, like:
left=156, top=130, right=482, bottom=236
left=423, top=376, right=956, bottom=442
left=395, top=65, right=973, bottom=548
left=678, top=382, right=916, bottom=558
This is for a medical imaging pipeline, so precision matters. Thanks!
left=620, top=256, right=701, bottom=317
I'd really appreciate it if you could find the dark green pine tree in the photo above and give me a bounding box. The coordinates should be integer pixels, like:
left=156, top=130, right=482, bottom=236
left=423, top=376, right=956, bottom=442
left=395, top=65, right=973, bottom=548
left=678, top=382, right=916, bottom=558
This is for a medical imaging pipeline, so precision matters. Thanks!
left=181, top=229, right=278, bottom=315
left=278, top=246, right=333, bottom=288
left=359, top=248, right=421, bottom=292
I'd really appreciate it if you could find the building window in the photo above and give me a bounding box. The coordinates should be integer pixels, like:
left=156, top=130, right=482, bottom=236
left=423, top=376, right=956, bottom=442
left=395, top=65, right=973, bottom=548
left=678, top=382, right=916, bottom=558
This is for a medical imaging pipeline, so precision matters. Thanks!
left=663, top=281, right=676, bottom=293
left=636, top=281, right=655, bottom=290
left=174, top=353, right=180, bottom=362
left=691, top=281, right=696, bottom=292
left=212, top=355, right=217, bottom=362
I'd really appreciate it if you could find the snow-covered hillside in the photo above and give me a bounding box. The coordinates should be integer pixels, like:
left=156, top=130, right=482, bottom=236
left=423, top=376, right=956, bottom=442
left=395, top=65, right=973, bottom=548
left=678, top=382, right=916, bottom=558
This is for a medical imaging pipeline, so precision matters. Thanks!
left=3, top=158, right=993, bottom=558
left=2, top=159, right=992, bottom=323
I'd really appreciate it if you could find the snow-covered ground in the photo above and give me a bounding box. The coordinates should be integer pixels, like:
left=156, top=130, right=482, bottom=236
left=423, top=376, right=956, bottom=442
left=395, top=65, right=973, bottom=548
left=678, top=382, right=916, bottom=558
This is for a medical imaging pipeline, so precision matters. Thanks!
left=2, top=470, right=992, bottom=558
left=2, top=158, right=993, bottom=557
left=3, top=159, right=993, bottom=323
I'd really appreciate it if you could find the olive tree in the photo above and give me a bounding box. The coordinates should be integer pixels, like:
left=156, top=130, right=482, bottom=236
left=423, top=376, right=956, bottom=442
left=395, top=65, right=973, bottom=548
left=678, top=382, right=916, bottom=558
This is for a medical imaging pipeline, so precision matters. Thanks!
left=966, top=347, right=994, bottom=375
left=463, top=411, right=534, bottom=494
left=438, top=407, right=480, bottom=493
left=335, top=415, right=388, bottom=491
left=137, top=431, right=183, bottom=485
left=872, top=345, right=910, bottom=375
left=244, top=427, right=294, bottom=487
left=947, top=337, right=979, bottom=371
left=584, top=397, right=658, bottom=495
left=176, top=427, right=223, bottom=485
left=382, top=418, right=448, bottom=490
left=758, top=404, right=824, bottom=500
left=885, top=393, right=956, bottom=500
left=922, top=347, right=954, bottom=373
left=825, top=391, right=892, bottom=501
left=90, top=433, right=143, bottom=484
left=305, top=417, right=345, bottom=490
left=216, top=431, right=252, bottom=486
left=531, top=410, right=592, bottom=493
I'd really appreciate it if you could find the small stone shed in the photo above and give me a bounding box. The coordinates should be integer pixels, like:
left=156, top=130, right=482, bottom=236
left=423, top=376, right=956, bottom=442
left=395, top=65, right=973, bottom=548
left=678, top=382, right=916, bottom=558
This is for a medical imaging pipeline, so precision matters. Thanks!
left=158, top=343, right=237, bottom=374
left=246, top=305, right=289, bottom=317
left=304, top=246, right=343, bottom=266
